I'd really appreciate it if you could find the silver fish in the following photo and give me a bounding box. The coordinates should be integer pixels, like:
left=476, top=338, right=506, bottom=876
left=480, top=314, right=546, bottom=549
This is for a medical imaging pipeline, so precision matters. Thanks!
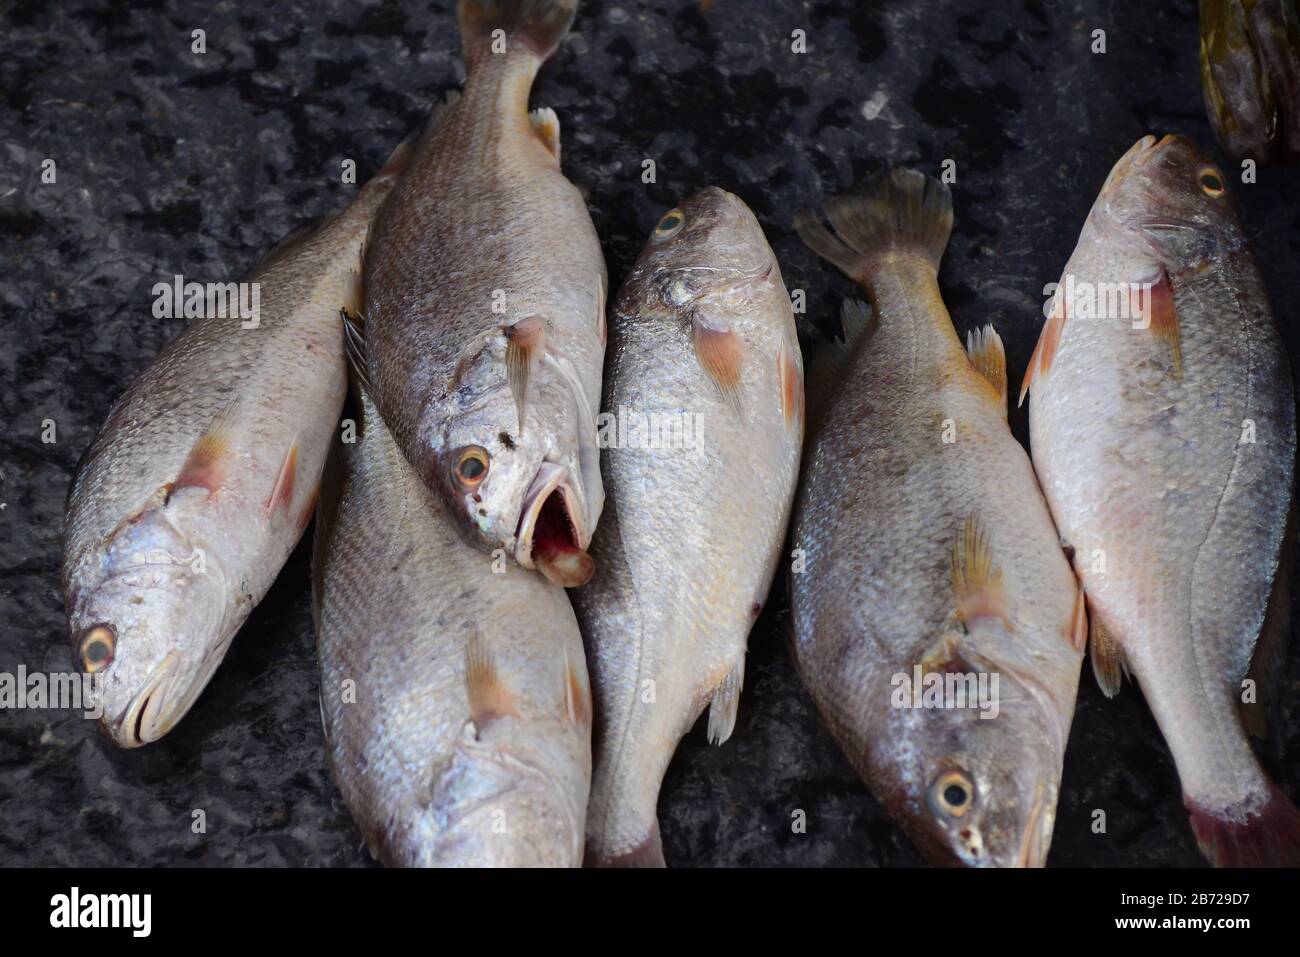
left=575, top=188, right=804, bottom=866
left=313, top=389, right=592, bottom=867
left=1023, top=133, right=1300, bottom=866
left=61, top=147, right=407, bottom=747
left=790, top=169, right=1086, bottom=867
left=357, top=0, right=606, bottom=587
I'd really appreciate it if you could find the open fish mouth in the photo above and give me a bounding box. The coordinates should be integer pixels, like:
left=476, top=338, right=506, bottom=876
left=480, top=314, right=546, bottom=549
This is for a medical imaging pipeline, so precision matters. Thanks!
left=515, top=461, right=594, bottom=587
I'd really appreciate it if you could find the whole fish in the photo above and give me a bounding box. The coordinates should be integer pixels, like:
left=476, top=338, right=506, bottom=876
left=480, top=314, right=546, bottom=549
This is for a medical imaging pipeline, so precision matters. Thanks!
left=575, top=188, right=804, bottom=866
left=1022, top=133, right=1299, bottom=866
left=61, top=147, right=407, bottom=747
left=313, top=389, right=592, bottom=867
left=356, top=0, right=607, bottom=587
left=790, top=169, right=1086, bottom=867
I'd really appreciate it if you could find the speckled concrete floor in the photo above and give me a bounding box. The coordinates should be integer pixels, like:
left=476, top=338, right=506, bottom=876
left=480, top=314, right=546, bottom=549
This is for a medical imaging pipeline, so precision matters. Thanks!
left=1, top=0, right=1297, bottom=866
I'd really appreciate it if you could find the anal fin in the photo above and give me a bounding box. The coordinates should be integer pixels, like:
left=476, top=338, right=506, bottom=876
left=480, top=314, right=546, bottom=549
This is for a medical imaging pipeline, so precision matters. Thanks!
left=965, top=324, right=1007, bottom=412
left=707, top=652, right=745, bottom=746
left=1089, top=611, right=1130, bottom=698
left=529, top=107, right=561, bottom=162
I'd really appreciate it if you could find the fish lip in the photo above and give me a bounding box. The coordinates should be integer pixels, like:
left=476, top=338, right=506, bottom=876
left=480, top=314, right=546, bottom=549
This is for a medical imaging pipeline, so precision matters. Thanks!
left=114, top=651, right=181, bottom=747
left=110, top=626, right=235, bottom=747
left=514, top=462, right=586, bottom=570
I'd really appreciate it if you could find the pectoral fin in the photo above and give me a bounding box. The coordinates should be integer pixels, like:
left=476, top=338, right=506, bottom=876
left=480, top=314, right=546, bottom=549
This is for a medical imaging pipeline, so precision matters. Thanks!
left=174, top=399, right=241, bottom=495
left=951, top=515, right=1009, bottom=629
left=465, top=628, right=520, bottom=734
left=506, top=316, right=546, bottom=434
left=1019, top=289, right=1068, bottom=406
left=1130, top=269, right=1182, bottom=377
left=692, top=315, right=745, bottom=416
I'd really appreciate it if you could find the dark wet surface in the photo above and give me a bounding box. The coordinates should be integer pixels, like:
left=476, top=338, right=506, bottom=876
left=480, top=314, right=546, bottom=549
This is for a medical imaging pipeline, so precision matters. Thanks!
left=2, top=0, right=1297, bottom=866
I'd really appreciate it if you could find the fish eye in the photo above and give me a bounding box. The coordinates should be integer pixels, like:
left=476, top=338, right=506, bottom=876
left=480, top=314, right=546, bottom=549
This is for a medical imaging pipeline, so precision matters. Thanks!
left=1198, top=168, right=1224, bottom=197
left=79, top=625, right=116, bottom=674
left=653, top=208, right=685, bottom=241
left=931, top=769, right=975, bottom=818
left=453, top=446, right=490, bottom=487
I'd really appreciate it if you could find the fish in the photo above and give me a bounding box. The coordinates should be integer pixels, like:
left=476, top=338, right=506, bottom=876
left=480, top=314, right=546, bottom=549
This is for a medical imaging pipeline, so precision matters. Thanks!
left=1021, top=133, right=1300, bottom=866
left=574, top=188, right=804, bottom=866
left=312, top=388, right=592, bottom=867
left=1199, top=0, right=1300, bottom=163
left=789, top=168, right=1086, bottom=867
left=354, top=0, right=607, bottom=588
left=60, top=145, right=408, bottom=747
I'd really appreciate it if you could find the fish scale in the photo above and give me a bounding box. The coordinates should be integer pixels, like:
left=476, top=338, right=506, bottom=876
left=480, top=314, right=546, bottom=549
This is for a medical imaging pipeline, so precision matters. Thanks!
left=1024, top=133, right=1300, bottom=866
left=357, top=0, right=607, bottom=586
left=574, top=187, right=804, bottom=867
left=61, top=149, right=406, bottom=748
left=790, top=168, right=1085, bottom=868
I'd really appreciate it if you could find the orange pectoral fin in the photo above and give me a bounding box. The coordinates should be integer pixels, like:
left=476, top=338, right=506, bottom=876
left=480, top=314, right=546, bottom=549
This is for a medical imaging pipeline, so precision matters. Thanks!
left=951, top=515, right=1009, bottom=629
left=264, top=441, right=300, bottom=516
left=692, top=315, right=745, bottom=415
left=1130, top=269, right=1182, bottom=376
left=174, top=401, right=241, bottom=494
left=466, top=628, right=520, bottom=733
left=778, top=342, right=805, bottom=431
left=1018, top=289, right=1068, bottom=407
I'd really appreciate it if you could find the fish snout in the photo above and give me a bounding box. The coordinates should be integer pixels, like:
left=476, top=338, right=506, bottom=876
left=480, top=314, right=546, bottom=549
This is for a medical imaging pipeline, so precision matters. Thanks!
left=514, top=462, right=594, bottom=587
left=106, top=650, right=182, bottom=748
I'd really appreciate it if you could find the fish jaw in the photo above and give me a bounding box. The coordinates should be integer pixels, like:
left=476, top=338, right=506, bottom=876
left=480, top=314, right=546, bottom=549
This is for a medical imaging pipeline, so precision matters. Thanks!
left=513, top=461, right=593, bottom=586
left=1093, top=133, right=1237, bottom=268
left=414, top=722, right=588, bottom=868
left=69, top=511, right=232, bottom=747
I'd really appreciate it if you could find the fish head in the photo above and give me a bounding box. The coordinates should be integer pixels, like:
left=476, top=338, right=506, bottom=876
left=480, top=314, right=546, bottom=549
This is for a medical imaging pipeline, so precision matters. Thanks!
left=1094, top=133, right=1239, bottom=275
left=67, top=489, right=230, bottom=747
left=427, top=342, right=601, bottom=585
left=420, top=719, right=587, bottom=867
left=632, top=187, right=778, bottom=312
left=884, top=640, right=1063, bottom=867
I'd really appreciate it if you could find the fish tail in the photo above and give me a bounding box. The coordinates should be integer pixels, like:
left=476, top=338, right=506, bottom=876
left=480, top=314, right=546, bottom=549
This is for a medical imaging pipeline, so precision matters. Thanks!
left=458, top=0, right=577, bottom=64
left=1186, top=781, right=1300, bottom=867
left=794, top=168, right=953, bottom=283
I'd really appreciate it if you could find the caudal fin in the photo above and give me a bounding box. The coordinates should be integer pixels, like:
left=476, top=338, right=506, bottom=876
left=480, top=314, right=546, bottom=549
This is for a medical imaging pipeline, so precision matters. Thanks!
left=793, top=167, right=953, bottom=283
left=458, top=0, right=577, bottom=63
left=1186, top=782, right=1300, bottom=867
